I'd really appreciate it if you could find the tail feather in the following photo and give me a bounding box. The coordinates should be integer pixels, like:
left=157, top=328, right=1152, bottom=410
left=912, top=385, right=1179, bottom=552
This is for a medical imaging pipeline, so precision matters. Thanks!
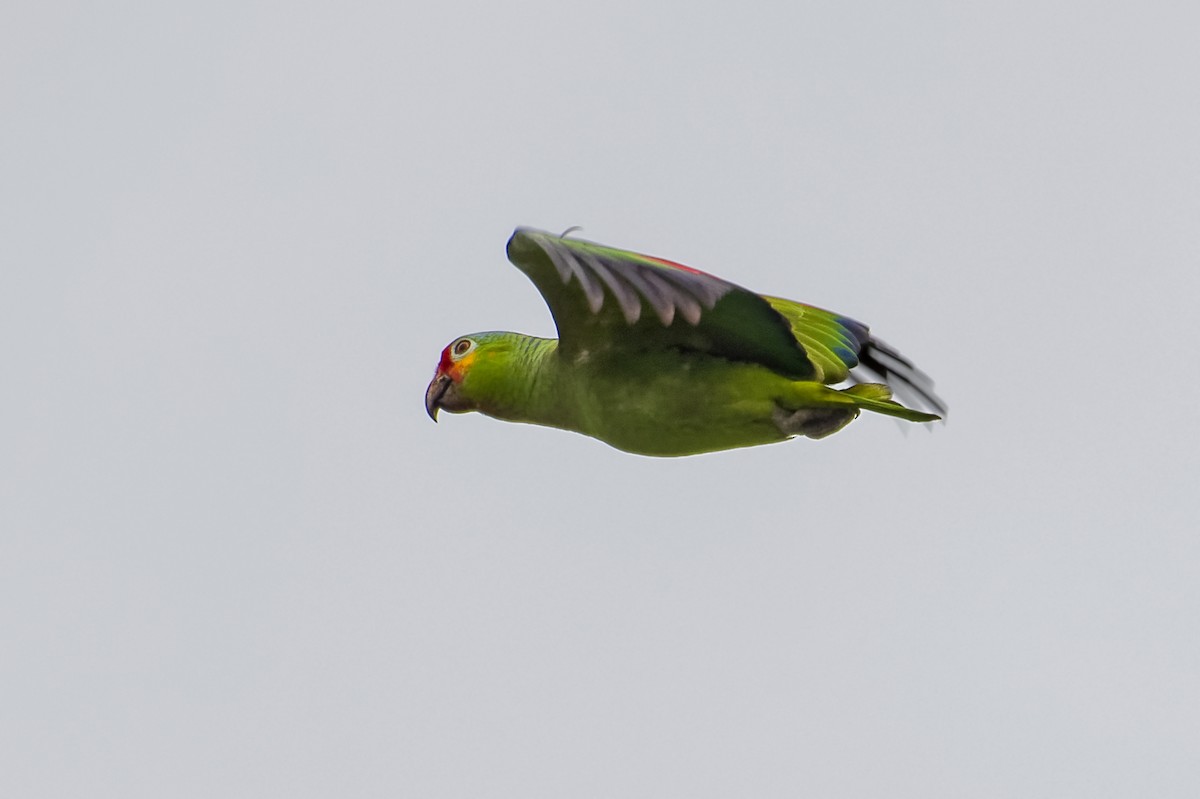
left=842, top=382, right=941, bottom=423
left=854, top=338, right=947, bottom=418
left=775, top=380, right=941, bottom=439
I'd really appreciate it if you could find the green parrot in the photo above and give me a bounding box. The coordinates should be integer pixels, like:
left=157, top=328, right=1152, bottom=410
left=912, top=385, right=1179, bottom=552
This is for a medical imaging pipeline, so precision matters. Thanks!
left=425, top=228, right=945, bottom=456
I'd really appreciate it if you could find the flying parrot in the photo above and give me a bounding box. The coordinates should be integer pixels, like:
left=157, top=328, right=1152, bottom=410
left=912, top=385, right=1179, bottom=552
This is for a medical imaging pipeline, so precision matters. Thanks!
left=425, top=228, right=945, bottom=456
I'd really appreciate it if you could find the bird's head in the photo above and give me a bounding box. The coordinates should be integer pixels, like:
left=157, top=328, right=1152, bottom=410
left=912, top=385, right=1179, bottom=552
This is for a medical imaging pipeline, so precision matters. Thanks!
left=425, top=332, right=515, bottom=421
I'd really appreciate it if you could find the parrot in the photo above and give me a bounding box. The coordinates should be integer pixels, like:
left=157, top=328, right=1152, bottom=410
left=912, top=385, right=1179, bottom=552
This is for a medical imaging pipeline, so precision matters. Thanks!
left=425, top=228, right=946, bottom=457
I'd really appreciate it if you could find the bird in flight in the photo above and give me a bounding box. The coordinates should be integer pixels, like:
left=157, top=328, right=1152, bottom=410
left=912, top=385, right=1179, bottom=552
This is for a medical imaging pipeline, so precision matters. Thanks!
left=426, top=228, right=945, bottom=456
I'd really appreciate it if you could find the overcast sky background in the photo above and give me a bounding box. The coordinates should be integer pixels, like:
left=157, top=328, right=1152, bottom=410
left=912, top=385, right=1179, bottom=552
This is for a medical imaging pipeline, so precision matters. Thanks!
left=4, top=2, right=1198, bottom=797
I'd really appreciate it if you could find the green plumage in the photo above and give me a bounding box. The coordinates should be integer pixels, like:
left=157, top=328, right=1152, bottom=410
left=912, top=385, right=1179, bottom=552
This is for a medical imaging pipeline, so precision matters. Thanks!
left=426, top=228, right=945, bottom=456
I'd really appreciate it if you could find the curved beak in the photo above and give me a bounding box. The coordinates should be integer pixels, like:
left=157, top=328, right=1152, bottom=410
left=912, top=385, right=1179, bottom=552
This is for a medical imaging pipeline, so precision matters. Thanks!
left=425, top=373, right=451, bottom=422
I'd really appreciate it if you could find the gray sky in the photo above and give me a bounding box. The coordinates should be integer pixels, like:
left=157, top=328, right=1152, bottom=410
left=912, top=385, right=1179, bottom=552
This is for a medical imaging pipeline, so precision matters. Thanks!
left=4, top=1, right=1198, bottom=796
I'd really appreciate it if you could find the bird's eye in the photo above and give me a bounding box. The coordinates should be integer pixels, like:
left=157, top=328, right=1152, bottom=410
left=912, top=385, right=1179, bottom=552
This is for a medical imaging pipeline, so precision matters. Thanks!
left=452, top=338, right=475, bottom=358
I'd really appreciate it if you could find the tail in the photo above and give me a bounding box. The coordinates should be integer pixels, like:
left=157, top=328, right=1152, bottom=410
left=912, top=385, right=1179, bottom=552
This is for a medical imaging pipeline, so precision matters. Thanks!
left=853, top=338, right=947, bottom=419
left=841, top=383, right=941, bottom=423
left=776, top=382, right=940, bottom=440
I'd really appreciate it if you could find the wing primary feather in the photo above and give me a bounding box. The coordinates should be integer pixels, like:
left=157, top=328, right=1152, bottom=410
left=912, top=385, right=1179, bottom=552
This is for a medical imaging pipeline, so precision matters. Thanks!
left=637, top=271, right=679, bottom=326
left=653, top=267, right=725, bottom=311
left=644, top=269, right=711, bottom=324
left=578, top=251, right=643, bottom=324
left=537, top=238, right=606, bottom=313
left=559, top=247, right=606, bottom=314
left=655, top=273, right=704, bottom=325
left=676, top=295, right=703, bottom=326
left=675, top=270, right=728, bottom=309
left=529, top=231, right=738, bottom=327
left=540, top=239, right=576, bottom=284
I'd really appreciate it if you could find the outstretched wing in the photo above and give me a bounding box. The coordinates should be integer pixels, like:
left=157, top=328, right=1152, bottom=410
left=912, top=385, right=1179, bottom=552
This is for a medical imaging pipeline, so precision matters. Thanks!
left=765, top=296, right=947, bottom=415
left=507, top=228, right=816, bottom=379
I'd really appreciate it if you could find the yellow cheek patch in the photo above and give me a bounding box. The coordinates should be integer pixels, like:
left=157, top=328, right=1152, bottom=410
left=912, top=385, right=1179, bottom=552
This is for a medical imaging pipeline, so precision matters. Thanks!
left=450, top=350, right=478, bottom=380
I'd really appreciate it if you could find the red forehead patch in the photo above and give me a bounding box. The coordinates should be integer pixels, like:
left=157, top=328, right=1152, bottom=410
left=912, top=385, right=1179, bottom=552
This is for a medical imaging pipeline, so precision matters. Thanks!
left=438, top=345, right=454, bottom=373
left=437, top=344, right=476, bottom=382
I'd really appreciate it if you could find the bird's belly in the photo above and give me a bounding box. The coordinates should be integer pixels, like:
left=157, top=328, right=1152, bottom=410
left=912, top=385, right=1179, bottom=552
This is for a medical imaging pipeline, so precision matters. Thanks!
left=576, top=361, right=787, bottom=456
